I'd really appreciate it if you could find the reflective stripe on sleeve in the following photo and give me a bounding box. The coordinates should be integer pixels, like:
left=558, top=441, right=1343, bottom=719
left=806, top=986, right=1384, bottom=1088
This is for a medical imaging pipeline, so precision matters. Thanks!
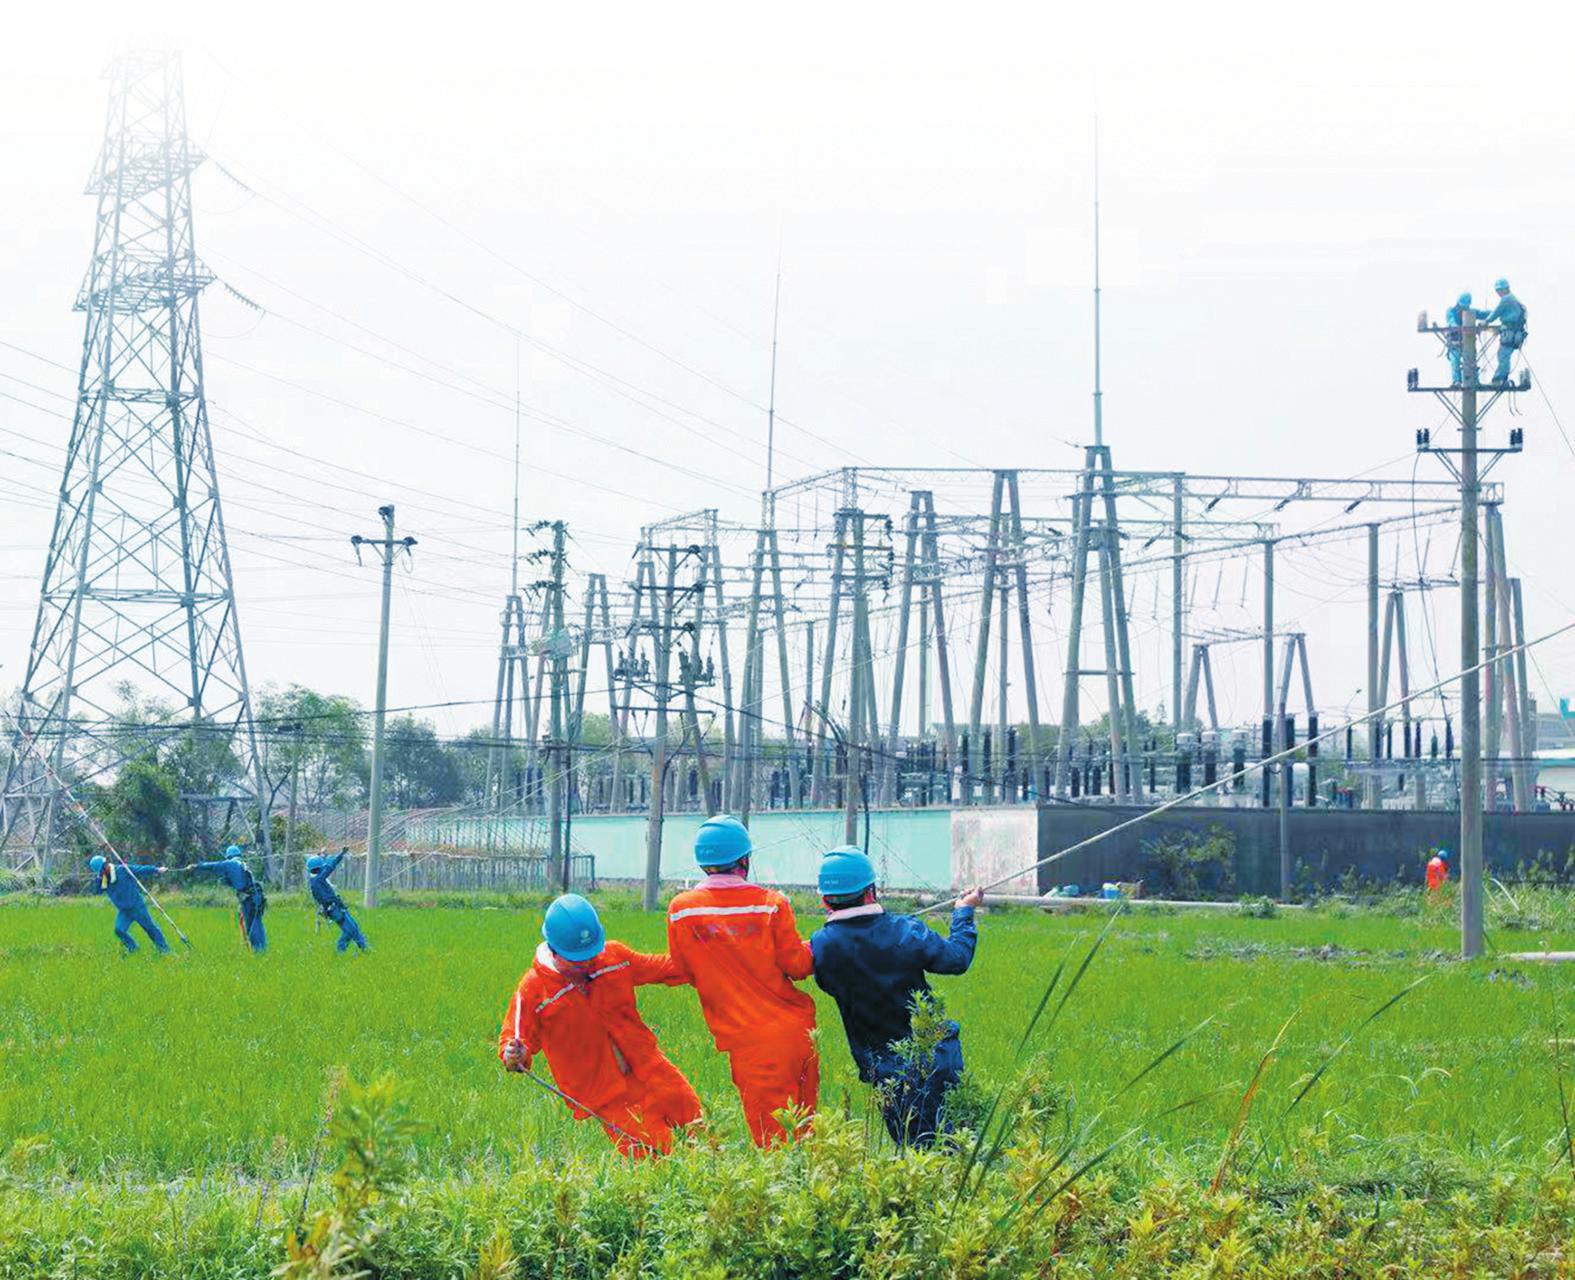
left=588, top=961, right=631, bottom=980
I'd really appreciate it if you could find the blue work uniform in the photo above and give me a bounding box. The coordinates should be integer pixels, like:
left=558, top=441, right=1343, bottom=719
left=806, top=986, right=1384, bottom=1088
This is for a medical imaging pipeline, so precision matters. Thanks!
left=810, top=902, right=977, bottom=1147
left=307, top=852, right=367, bottom=952
left=1444, top=303, right=1487, bottom=385
left=191, top=857, right=267, bottom=952
left=1485, top=292, right=1527, bottom=382
left=95, top=863, right=170, bottom=953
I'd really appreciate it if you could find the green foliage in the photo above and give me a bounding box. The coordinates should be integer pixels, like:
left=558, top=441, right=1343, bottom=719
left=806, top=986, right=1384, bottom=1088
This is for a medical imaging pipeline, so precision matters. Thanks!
left=3, top=1101, right=1575, bottom=1276
left=69, top=684, right=257, bottom=858
left=98, top=753, right=181, bottom=855
left=256, top=684, right=368, bottom=812
left=271, top=812, right=327, bottom=853
left=1142, top=824, right=1236, bottom=899
left=277, top=1075, right=424, bottom=1279
left=367, top=715, right=464, bottom=808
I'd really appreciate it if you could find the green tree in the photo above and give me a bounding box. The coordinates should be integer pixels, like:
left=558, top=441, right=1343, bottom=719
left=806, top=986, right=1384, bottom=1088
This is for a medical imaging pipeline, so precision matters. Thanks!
left=98, top=754, right=181, bottom=856
left=256, top=684, right=368, bottom=812
left=371, top=716, right=465, bottom=808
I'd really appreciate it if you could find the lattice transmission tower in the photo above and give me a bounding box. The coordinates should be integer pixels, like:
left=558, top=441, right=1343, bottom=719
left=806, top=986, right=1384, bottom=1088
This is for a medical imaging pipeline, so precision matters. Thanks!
left=0, top=52, right=271, bottom=874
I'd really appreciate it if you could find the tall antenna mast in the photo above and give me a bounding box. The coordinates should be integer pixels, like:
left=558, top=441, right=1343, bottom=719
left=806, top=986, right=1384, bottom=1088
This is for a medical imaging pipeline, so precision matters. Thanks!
left=765, top=228, right=783, bottom=522
left=1092, top=115, right=1104, bottom=448
left=510, top=338, right=521, bottom=596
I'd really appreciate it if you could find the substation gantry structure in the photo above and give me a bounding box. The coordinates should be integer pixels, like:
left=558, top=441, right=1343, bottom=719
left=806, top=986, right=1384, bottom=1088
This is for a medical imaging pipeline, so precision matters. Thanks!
left=485, top=458, right=1490, bottom=824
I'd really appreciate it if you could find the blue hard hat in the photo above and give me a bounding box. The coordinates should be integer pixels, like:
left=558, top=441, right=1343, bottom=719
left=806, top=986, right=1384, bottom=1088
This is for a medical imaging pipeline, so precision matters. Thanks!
left=819, top=846, right=876, bottom=897
left=225, top=844, right=242, bottom=859
left=694, top=814, right=752, bottom=867
left=1457, top=291, right=1473, bottom=307
left=1494, top=278, right=1510, bottom=291
left=306, top=855, right=326, bottom=873
left=542, top=893, right=605, bottom=962
left=1437, top=848, right=1451, bottom=862
left=89, top=855, right=105, bottom=874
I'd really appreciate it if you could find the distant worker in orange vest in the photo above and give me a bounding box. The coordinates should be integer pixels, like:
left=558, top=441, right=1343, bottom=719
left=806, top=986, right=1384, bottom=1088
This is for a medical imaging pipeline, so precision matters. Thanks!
left=498, top=893, right=701, bottom=1156
left=1425, top=847, right=1451, bottom=892
left=667, top=815, right=818, bottom=1147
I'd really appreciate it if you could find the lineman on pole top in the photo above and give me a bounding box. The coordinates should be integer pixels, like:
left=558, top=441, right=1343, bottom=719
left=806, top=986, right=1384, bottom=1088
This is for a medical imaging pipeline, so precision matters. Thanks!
left=1444, top=291, right=1487, bottom=386
left=1484, top=278, right=1527, bottom=385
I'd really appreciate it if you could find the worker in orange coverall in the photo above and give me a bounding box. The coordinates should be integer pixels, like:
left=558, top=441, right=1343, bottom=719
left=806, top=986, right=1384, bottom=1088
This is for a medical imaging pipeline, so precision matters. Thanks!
left=667, top=815, right=818, bottom=1147
left=1425, top=847, right=1451, bottom=893
left=498, top=893, right=701, bottom=1156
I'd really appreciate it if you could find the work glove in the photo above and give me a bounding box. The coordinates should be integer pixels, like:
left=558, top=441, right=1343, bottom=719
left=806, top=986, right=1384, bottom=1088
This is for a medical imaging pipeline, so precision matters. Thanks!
left=502, top=1038, right=531, bottom=1072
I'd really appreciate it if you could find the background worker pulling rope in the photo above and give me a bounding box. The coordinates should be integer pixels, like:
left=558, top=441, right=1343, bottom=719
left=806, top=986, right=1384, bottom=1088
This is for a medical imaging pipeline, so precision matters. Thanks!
left=14, top=730, right=194, bottom=949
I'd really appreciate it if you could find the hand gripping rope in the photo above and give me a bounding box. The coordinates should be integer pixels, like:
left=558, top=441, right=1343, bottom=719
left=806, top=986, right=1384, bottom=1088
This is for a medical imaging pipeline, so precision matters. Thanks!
left=507, top=990, right=654, bottom=1154
left=917, top=617, right=1575, bottom=917
left=14, top=730, right=194, bottom=948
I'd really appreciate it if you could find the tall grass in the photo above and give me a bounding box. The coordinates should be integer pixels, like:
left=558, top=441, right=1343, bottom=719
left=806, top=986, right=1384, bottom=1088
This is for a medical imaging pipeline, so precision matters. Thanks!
left=1, top=891, right=1573, bottom=1190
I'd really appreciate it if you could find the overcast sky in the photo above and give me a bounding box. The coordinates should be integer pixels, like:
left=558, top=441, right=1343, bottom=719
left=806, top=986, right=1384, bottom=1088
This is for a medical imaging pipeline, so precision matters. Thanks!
left=3, top=0, right=1573, bottom=747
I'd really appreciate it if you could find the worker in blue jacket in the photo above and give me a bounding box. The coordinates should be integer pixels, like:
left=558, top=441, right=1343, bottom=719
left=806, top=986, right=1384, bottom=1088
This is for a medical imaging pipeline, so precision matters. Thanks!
left=809, top=847, right=982, bottom=1147
left=306, top=848, right=368, bottom=952
left=89, top=853, right=171, bottom=954
left=190, top=845, right=267, bottom=952
left=1444, top=291, right=1487, bottom=385
left=1484, top=278, right=1527, bottom=385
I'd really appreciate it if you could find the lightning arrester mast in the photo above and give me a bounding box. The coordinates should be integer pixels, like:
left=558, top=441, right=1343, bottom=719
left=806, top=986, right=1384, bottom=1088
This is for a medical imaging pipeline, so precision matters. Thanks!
left=765, top=231, right=783, bottom=525
left=511, top=339, right=522, bottom=596
left=1092, top=116, right=1104, bottom=448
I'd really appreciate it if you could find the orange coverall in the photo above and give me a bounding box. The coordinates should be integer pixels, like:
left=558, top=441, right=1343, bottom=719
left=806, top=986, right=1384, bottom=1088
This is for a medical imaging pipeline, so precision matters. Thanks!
left=1425, top=855, right=1449, bottom=892
left=497, top=940, right=700, bottom=1156
left=667, top=874, right=817, bottom=1146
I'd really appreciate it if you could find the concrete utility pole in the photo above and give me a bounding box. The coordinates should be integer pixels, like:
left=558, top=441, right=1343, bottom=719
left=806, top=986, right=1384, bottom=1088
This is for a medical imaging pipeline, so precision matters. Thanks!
left=1458, top=341, right=1483, bottom=957
left=352, top=504, right=416, bottom=909
left=542, top=522, right=570, bottom=891
left=1411, top=306, right=1525, bottom=959
left=1366, top=525, right=1381, bottom=808
left=1262, top=540, right=1274, bottom=809
left=846, top=511, right=868, bottom=845
left=284, top=718, right=305, bottom=867
left=633, top=544, right=689, bottom=911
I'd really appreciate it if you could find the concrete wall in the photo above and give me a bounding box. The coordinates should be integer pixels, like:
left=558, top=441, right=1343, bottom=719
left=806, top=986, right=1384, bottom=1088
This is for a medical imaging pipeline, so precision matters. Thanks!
left=951, top=807, right=1039, bottom=894
left=1038, top=805, right=1575, bottom=896
left=467, top=808, right=957, bottom=889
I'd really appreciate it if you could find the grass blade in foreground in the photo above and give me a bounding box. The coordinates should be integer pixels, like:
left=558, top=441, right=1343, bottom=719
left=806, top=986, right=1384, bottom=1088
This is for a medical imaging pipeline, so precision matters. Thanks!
left=989, top=1089, right=1223, bottom=1240
left=1281, top=974, right=1429, bottom=1120
left=955, top=909, right=1125, bottom=1207
left=1552, top=992, right=1575, bottom=1182
left=1212, top=1009, right=1298, bottom=1194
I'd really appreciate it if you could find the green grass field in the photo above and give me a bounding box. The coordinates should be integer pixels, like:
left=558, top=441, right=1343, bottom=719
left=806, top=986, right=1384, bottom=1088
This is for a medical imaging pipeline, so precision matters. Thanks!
left=4, top=888, right=1575, bottom=1276
left=3, top=888, right=1573, bottom=1183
